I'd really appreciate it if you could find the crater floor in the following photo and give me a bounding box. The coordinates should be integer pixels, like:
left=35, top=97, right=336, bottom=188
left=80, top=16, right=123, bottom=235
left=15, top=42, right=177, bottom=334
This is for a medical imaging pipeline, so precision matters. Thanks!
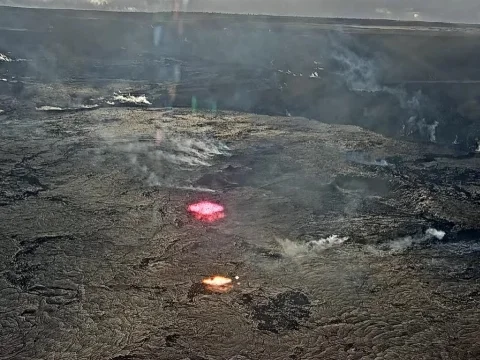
left=1, top=105, right=479, bottom=359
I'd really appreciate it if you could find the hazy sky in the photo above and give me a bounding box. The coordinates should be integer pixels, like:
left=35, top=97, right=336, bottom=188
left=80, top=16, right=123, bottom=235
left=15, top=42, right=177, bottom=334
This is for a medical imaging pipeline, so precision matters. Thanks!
left=1, top=0, right=480, bottom=23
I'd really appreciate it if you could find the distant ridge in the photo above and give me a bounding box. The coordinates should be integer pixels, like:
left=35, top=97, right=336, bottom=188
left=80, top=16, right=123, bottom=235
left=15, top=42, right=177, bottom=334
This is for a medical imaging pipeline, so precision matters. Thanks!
left=1, top=4, right=480, bottom=29
left=0, top=0, right=480, bottom=24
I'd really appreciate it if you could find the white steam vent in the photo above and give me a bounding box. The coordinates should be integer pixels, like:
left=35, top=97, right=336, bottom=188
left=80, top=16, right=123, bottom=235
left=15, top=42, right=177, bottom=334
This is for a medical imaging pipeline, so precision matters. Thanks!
left=425, top=228, right=446, bottom=240
left=36, top=106, right=63, bottom=111
left=0, top=53, right=12, bottom=62
left=404, top=116, right=439, bottom=143
left=89, top=0, right=110, bottom=5
left=373, top=228, right=446, bottom=255
left=113, top=94, right=151, bottom=106
left=427, top=121, right=439, bottom=142
left=278, top=235, right=349, bottom=256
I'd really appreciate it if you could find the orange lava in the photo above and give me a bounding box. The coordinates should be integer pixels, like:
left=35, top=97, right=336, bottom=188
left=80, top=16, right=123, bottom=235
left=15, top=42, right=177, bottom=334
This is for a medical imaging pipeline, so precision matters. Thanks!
left=187, top=201, right=225, bottom=223
left=202, top=276, right=233, bottom=293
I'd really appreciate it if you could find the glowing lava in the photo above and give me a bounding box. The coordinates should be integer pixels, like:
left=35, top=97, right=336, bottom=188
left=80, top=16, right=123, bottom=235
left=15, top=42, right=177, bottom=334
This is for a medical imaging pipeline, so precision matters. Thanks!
left=202, top=276, right=233, bottom=293
left=187, top=201, right=225, bottom=222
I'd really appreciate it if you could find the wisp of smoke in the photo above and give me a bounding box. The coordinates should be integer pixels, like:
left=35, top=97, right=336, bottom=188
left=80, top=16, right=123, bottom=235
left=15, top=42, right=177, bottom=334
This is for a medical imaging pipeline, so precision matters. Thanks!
left=170, top=136, right=229, bottom=160
left=391, top=88, right=441, bottom=143
left=153, top=25, right=163, bottom=47
left=404, top=116, right=440, bottom=142
left=427, top=121, right=439, bottom=142
left=330, top=35, right=442, bottom=143
left=374, top=228, right=446, bottom=254
left=278, top=235, right=349, bottom=257
left=36, top=104, right=99, bottom=111
left=330, top=42, right=380, bottom=92
left=102, top=130, right=230, bottom=190
left=88, top=0, right=110, bottom=5
left=346, top=151, right=389, bottom=167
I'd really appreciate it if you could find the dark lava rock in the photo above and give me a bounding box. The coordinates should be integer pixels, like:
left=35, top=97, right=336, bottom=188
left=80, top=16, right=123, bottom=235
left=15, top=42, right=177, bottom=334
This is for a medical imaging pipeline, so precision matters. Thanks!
left=251, top=290, right=311, bottom=333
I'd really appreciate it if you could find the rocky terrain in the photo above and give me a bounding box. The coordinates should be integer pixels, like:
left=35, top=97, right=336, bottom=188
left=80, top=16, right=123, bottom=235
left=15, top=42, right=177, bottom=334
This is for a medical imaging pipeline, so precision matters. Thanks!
left=1, top=6, right=480, bottom=360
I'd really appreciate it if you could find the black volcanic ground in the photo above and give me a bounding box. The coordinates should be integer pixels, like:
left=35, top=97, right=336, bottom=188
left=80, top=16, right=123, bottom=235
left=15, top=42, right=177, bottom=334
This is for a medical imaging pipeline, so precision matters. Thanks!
left=1, top=7, right=480, bottom=360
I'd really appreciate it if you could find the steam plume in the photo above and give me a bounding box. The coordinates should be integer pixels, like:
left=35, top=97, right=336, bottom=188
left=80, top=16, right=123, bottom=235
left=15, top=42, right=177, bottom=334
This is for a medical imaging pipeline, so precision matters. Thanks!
left=278, top=235, right=349, bottom=256
left=372, top=228, right=446, bottom=254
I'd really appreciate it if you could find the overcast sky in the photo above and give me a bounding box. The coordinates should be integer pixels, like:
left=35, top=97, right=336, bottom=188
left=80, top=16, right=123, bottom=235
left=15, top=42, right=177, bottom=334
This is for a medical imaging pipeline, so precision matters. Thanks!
left=1, top=0, right=480, bottom=23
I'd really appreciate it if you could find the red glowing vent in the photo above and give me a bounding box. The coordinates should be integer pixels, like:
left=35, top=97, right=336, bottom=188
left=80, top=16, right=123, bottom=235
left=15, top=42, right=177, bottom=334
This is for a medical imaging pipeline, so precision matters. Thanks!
left=188, top=201, right=225, bottom=222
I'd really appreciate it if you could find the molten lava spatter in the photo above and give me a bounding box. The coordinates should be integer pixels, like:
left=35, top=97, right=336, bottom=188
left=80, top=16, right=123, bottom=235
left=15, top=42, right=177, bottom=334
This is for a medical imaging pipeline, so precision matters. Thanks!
left=202, top=276, right=233, bottom=293
left=188, top=201, right=225, bottom=222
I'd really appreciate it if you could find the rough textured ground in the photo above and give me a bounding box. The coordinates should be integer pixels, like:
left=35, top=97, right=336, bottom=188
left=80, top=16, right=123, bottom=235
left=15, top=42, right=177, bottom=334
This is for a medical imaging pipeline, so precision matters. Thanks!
left=1, top=7, right=480, bottom=360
